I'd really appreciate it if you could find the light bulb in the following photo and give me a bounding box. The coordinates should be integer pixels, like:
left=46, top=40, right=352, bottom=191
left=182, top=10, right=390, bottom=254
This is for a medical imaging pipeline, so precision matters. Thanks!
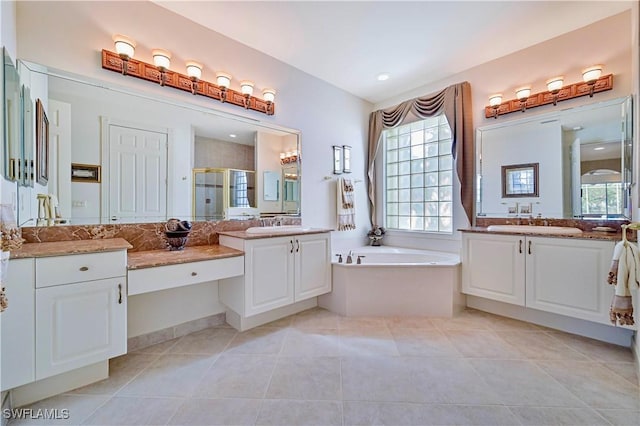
left=546, top=76, right=564, bottom=93
left=152, top=49, right=171, bottom=70
left=488, top=94, right=502, bottom=107
left=113, top=34, right=136, bottom=59
left=582, top=65, right=603, bottom=83
left=240, top=80, right=254, bottom=96
left=185, top=61, right=203, bottom=80
left=262, top=88, right=276, bottom=103
left=216, top=72, right=232, bottom=88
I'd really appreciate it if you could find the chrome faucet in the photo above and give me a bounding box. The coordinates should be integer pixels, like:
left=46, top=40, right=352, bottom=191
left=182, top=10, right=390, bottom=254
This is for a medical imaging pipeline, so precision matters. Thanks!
left=346, top=250, right=354, bottom=264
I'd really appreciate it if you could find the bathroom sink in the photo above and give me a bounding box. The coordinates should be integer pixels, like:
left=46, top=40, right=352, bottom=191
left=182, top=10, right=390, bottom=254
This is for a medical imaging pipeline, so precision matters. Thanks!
left=245, top=225, right=311, bottom=234
left=486, top=225, right=583, bottom=235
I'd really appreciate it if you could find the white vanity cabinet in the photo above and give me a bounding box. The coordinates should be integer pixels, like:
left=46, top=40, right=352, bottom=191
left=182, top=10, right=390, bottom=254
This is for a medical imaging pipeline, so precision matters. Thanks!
left=524, top=236, right=614, bottom=324
left=34, top=250, right=128, bottom=380
left=1, top=258, right=36, bottom=391
left=462, top=232, right=617, bottom=326
left=219, top=232, right=331, bottom=328
left=461, top=233, right=525, bottom=305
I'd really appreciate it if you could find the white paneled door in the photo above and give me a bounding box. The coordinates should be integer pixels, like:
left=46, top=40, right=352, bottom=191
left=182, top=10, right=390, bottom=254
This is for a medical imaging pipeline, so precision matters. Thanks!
left=108, top=124, right=168, bottom=223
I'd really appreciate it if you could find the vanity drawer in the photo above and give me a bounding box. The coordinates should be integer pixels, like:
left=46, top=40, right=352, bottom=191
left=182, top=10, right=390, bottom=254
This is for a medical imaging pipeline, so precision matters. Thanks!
left=36, top=251, right=127, bottom=288
left=127, top=256, right=244, bottom=296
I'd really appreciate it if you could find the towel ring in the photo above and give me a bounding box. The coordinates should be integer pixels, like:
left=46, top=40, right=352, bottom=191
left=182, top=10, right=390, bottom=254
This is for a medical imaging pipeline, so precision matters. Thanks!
left=621, top=222, right=640, bottom=246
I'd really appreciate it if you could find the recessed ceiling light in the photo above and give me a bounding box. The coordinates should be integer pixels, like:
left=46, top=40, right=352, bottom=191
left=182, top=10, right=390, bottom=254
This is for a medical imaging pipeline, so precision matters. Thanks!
left=229, top=134, right=237, bottom=138
left=377, top=73, right=390, bottom=81
left=594, top=147, right=605, bottom=151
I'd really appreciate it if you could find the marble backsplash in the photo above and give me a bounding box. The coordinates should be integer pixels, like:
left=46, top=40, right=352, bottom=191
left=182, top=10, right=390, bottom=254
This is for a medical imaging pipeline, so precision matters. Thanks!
left=21, top=217, right=302, bottom=252
left=475, top=217, right=631, bottom=232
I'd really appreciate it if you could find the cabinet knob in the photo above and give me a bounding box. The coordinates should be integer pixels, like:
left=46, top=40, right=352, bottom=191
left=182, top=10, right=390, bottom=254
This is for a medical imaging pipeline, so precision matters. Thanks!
left=191, top=272, right=198, bottom=276
left=79, top=266, right=89, bottom=272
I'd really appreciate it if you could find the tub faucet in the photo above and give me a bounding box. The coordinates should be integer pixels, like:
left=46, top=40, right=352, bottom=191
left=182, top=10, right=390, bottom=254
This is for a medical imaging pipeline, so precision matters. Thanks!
left=346, top=250, right=354, bottom=264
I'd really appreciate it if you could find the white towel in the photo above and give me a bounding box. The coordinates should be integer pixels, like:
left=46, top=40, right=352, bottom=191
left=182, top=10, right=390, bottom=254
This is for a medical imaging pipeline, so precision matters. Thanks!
left=607, top=240, right=640, bottom=326
left=337, top=177, right=355, bottom=231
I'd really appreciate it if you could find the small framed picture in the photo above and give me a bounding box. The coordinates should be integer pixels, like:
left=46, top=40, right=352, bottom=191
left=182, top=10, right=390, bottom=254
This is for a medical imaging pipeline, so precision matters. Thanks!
left=501, top=163, right=539, bottom=198
left=342, top=145, right=351, bottom=173
left=332, top=145, right=342, bottom=174
left=36, top=99, right=49, bottom=186
left=71, top=163, right=101, bottom=183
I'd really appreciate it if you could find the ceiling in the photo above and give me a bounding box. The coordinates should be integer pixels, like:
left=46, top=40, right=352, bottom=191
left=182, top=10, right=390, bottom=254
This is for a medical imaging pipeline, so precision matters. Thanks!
left=154, top=1, right=633, bottom=104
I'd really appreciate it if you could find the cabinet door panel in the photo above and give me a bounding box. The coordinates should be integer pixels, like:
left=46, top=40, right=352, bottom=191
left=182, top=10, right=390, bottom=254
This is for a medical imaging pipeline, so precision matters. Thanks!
left=1, top=258, right=35, bottom=391
left=245, top=237, right=294, bottom=316
left=526, top=237, right=614, bottom=324
left=462, top=233, right=525, bottom=305
left=295, top=233, right=331, bottom=301
left=36, top=277, right=126, bottom=379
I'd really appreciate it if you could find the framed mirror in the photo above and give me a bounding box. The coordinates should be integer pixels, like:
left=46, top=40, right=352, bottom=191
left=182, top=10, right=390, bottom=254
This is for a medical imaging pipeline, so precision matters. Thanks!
left=19, top=61, right=301, bottom=225
left=476, top=96, right=633, bottom=220
left=3, top=48, right=21, bottom=182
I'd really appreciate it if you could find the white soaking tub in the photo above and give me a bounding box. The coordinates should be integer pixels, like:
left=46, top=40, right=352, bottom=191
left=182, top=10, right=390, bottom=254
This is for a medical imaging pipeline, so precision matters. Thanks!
left=318, top=246, right=464, bottom=317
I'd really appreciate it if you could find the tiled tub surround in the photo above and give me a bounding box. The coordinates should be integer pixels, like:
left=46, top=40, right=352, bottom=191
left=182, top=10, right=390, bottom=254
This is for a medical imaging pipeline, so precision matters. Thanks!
left=20, top=217, right=302, bottom=252
left=6, top=308, right=639, bottom=426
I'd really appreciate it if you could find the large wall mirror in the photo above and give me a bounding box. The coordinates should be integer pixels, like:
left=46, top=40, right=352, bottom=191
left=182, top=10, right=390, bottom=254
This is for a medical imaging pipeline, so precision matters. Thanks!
left=476, top=96, right=633, bottom=220
left=16, top=61, right=301, bottom=225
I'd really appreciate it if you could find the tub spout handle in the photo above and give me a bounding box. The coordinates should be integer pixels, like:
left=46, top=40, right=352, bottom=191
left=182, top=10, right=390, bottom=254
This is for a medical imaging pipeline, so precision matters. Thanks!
left=335, top=254, right=343, bottom=263
left=357, top=255, right=366, bottom=265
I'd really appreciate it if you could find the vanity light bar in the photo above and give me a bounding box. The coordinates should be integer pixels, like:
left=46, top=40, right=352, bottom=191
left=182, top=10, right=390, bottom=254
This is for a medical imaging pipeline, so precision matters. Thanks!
left=101, top=50, right=275, bottom=115
left=485, top=74, right=612, bottom=118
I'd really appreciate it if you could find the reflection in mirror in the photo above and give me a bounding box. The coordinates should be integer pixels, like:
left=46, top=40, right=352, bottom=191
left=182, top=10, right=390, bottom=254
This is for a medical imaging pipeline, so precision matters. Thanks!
left=192, top=168, right=224, bottom=221
left=283, top=165, right=300, bottom=214
left=228, top=169, right=255, bottom=208
left=476, top=96, right=632, bottom=220
left=4, top=49, right=21, bottom=182
left=263, top=171, right=280, bottom=201
left=19, top=62, right=300, bottom=225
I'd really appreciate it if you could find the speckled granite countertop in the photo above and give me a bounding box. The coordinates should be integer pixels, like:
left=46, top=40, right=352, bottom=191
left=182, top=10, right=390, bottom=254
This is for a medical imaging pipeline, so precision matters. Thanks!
left=218, top=228, right=332, bottom=239
left=461, top=227, right=625, bottom=241
left=127, top=245, right=244, bottom=270
left=10, top=238, right=133, bottom=259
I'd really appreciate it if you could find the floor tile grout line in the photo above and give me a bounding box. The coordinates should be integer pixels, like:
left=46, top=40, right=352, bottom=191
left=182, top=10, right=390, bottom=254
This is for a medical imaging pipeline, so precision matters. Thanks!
left=596, top=361, right=640, bottom=388
left=62, top=351, right=166, bottom=423
left=529, top=358, right=612, bottom=411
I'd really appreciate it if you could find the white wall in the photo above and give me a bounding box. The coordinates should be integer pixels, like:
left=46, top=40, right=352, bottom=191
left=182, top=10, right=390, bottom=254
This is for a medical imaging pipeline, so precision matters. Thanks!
left=15, top=0, right=372, bottom=240
left=375, top=11, right=633, bottom=252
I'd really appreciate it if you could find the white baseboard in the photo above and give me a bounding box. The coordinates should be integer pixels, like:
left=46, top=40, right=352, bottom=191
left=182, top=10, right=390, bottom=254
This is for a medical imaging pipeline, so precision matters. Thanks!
left=9, top=361, right=108, bottom=408
left=467, top=296, right=635, bottom=347
left=226, top=298, right=317, bottom=331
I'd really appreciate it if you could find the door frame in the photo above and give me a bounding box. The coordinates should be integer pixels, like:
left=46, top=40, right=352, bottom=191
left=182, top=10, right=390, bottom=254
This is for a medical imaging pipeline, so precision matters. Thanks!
left=100, top=117, right=171, bottom=224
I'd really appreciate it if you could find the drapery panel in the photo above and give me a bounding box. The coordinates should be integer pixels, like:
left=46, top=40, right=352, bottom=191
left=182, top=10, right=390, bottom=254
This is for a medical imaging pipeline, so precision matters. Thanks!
left=367, top=82, right=473, bottom=226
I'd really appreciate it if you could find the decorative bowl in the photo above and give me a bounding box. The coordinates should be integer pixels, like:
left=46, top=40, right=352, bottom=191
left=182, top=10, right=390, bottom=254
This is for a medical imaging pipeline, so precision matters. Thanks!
left=165, top=230, right=190, bottom=238
left=165, top=230, right=190, bottom=250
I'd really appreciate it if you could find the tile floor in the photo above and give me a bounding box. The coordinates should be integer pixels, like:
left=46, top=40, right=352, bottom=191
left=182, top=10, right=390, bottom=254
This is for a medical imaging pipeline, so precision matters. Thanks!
left=7, top=308, right=640, bottom=426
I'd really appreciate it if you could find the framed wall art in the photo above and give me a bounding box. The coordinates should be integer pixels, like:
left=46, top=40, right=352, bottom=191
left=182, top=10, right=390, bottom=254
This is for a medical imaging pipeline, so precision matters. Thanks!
left=35, top=99, right=49, bottom=186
